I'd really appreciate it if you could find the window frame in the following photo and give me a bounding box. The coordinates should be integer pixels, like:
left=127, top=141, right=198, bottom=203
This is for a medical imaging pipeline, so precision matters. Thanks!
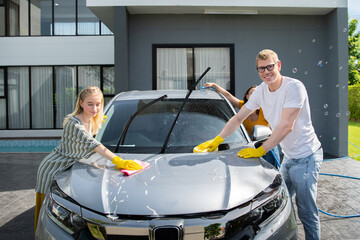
left=152, top=44, right=235, bottom=95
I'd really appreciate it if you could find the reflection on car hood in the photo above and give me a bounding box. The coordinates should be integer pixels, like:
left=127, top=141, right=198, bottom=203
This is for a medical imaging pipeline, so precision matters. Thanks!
left=55, top=150, right=278, bottom=216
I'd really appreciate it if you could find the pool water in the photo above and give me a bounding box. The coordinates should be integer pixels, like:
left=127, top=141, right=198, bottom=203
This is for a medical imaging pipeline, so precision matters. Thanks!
left=0, top=140, right=60, bottom=152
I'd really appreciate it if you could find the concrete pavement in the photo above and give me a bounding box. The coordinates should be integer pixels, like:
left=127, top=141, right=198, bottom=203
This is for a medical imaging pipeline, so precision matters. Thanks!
left=0, top=153, right=47, bottom=240
left=0, top=152, right=359, bottom=240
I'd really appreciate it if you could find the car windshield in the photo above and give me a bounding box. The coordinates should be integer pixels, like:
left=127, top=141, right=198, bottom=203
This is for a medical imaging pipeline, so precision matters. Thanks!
left=96, top=98, right=248, bottom=153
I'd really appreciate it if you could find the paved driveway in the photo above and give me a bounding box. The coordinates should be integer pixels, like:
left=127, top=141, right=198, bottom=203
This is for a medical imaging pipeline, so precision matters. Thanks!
left=0, top=153, right=359, bottom=240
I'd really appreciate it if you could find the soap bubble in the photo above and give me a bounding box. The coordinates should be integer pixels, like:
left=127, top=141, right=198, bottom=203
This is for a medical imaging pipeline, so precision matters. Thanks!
left=336, top=113, right=341, bottom=118
left=324, top=111, right=329, bottom=116
left=317, top=60, right=323, bottom=67
left=319, top=135, right=322, bottom=138
left=343, top=28, right=347, bottom=32
left=333, top=137, right=337, bottom=141
left=342, top=86, right=346, bottom=89
left=339, top=66, right=343, bottom=70
left=346, top=111, right=350, bottom=116
left=304, top=71, right=308, bottom=75
left=319, top=84, right=323, bottom=88
left=312, top=39, right=316, bottom=43
left=298, top=49, right=302, bottom=54
left=323, top=104, right=328, bottom=108
left=292, top=68, right=298, bottom=73
left=329, top=45, right=333, bottom=50
left=336, top=84, right=339, bottom=88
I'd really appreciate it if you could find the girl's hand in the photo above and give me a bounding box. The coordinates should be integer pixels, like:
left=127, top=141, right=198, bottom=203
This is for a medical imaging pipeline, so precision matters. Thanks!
left=204, top=82, right=216, bottom=88
left=112, top=156, right=143, bottom=170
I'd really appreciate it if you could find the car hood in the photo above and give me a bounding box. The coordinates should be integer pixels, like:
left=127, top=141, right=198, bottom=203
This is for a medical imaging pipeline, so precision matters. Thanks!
left=55, top=149, right=278, bottom=216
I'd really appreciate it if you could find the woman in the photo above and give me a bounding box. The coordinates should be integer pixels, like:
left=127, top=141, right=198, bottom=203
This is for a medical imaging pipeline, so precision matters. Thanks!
left=34, top=86, right=142, bottom=232
left=204, top=82, right=280, bottom=168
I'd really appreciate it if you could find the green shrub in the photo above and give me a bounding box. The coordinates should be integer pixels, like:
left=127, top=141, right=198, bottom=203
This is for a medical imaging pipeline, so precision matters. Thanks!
left=349, top=85, right=360, bottom=121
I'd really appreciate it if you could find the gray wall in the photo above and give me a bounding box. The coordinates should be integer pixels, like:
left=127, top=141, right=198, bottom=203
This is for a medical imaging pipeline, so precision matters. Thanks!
left=114, top=7, right=348, bottom=157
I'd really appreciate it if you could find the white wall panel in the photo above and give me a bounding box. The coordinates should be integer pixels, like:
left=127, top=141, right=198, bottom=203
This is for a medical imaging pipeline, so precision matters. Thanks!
left=0, top=36, right=114, bottom=66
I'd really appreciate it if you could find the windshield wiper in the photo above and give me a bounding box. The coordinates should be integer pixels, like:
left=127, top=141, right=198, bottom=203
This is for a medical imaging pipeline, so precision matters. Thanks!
left=159, top=67, right=211, bottom=153
left=114, top=95, right=167, bottom=153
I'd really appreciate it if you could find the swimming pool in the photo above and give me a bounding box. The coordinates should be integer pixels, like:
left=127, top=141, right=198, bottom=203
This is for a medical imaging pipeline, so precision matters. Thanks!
left=0, top=140, right=60, bottom=152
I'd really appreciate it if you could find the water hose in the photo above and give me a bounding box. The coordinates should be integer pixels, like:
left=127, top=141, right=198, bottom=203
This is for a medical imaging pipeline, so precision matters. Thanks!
left=349, top=141, right=360, bottom=158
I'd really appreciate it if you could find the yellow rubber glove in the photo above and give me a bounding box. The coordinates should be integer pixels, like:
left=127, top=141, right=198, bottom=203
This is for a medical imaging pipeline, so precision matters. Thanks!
left=237, top=146, right=266, bottom=158
left=193, top=136, right=224, bottom=153
left=112, top=156, right=143, bottom=170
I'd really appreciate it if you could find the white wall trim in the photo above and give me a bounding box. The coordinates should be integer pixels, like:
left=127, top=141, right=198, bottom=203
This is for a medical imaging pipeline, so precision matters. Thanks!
left=0, top=36, right=114, bottom=66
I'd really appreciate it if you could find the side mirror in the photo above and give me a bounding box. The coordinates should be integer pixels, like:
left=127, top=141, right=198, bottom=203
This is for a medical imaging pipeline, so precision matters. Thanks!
left=252, top=125, right=272, bottom=141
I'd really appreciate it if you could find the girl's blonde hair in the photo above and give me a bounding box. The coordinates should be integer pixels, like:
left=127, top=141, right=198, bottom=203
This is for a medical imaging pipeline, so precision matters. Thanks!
left=63, top=86, right=104, bottom=134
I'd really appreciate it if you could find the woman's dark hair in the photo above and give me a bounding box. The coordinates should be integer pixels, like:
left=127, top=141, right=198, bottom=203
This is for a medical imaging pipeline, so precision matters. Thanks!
left=243, top=85, right=259, bottom=115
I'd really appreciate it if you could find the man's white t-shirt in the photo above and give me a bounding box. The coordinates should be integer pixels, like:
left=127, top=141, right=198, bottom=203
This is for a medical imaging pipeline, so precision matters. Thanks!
left=245, top=76, right=321, bottom=159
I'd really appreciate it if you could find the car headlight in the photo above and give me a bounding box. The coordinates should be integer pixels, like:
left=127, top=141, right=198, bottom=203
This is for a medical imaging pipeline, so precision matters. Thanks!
left=225, top=174, right=287, bottom=239
left=46, top=182, right=86, bottom=235
left=248, top=174, right=287, bottom=226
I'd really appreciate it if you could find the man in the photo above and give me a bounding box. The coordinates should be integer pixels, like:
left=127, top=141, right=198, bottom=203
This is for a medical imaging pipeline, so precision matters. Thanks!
left=194, top=49, right=323, bottom=240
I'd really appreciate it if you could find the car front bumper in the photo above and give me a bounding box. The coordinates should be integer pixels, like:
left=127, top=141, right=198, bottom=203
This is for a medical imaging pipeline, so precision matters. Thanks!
left=36, top=188, right=297, bottom=240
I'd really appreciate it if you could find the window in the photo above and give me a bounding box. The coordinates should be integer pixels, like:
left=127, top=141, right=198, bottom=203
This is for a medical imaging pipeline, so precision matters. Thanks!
left=77, top=0, right=99, bottom=35
left=103, top=66, right=115, bottom=95
left=102, top=66, right=115, bottom=105
left=3, top=0, right=113, bottom=36
left=154, top=45, right=234, bottom=93
left=97, top=98, right=246, bottom=154
left=8, top=67, right=30, bottom=129
left=31, top=67, right=54, bottom=128
left=0, top=68, right=5, bottom=129
left=0, top=98, right=5, bottom=129
left=0, top=65, right=115, bottom=130
left=0, top=1, right=5, bottom=36
left=78, top=66, right=100, bottom=90
left=55, top=66, right=77, bottom=128
left=31, top=0, right=52, bottom=36
left=54, top=0, right=76, bottom=35
left=8, top=0, right=19, bottom=35
left=0, top=68, right=4, bottom=96
left=2, top=0, right=29, bottom=36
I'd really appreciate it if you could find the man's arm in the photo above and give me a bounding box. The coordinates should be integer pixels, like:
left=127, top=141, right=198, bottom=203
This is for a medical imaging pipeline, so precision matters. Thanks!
left=218, top=105, right=254, bottom=138
left=193, top=105, right=254, bottom=153
left=261, top=107, right=301, bottom=152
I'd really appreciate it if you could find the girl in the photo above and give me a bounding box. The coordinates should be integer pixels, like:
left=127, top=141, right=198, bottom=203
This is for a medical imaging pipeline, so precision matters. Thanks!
left=34, top=86, right=142, bottom=232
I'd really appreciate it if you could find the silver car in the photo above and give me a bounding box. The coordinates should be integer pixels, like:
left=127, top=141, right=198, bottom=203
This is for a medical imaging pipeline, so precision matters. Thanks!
left=36, top=90, right=297, bottom=240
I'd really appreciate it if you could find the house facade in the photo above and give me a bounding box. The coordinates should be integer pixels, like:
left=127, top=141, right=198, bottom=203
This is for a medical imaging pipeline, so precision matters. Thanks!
left=0, top=0, right=116, bottom=138
left=0, top=0, right=349, bottom=157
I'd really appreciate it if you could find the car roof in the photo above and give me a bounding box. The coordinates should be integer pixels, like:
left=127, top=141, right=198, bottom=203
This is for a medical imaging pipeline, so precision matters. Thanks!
left=113, top=90, right=223, bottom=101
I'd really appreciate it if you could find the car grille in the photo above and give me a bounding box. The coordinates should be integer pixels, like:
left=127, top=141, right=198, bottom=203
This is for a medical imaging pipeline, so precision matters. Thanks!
left=153, top=226, right=180, bottom=240
left=106, top=227, right=181, bottom=240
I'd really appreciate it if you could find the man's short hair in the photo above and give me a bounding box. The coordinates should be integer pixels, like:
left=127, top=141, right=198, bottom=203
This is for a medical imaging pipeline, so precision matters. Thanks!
left=256, top=49, right=279, bottom=66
